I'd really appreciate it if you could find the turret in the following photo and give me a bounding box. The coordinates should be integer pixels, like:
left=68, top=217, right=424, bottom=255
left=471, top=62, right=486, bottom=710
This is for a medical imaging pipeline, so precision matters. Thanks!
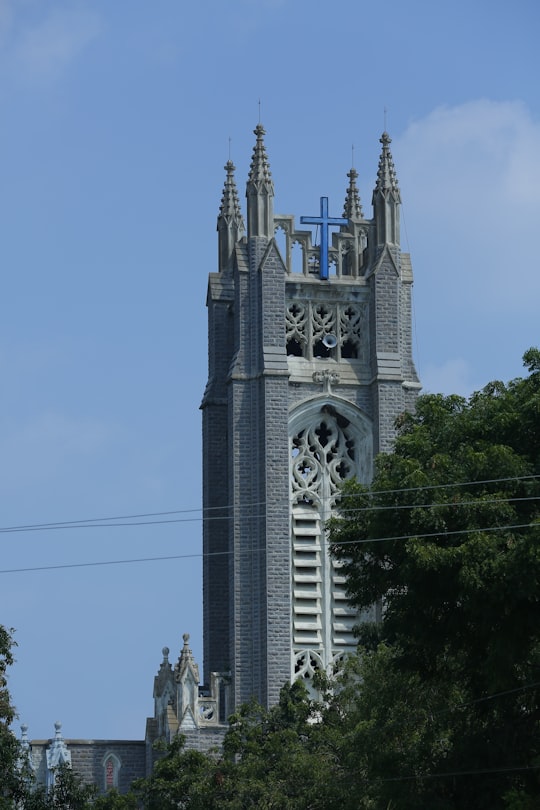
left=217, top=160, right=244, bottom=272
left=372, top=131, right=401, bottom=247
left=246, top=123, right=274, bottom=238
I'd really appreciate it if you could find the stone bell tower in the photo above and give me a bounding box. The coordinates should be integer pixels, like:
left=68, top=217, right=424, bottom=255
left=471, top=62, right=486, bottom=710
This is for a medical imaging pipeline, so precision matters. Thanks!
left=201, top=125, right=420, bottom=709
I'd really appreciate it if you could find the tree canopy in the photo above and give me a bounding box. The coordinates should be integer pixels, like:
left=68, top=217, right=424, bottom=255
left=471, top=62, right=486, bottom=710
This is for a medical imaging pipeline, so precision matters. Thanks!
left=134, top=680, right=348, bottom=810
left=0, top=627, right=100, bottom=810
left=329, top=348, right=540, bottom=808
left=1, top=626, right=22, bottom=810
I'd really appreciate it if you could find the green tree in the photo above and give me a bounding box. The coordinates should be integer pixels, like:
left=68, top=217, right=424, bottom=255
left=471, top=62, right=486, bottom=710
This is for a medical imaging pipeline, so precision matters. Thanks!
left=1, top=626, right=100, bottom=810
left=93, top=788, right=138, bottom=810
left=22, top=764, right=96, bottom=810
left=135, top=680, right=350, bottom=809
left=0, top=625, right=22, bottom=809
left=134, top=734, right=217, bottom=810
left=217, top=680, right=346, bottom=809
left=329, top=350, right=540, bottom=808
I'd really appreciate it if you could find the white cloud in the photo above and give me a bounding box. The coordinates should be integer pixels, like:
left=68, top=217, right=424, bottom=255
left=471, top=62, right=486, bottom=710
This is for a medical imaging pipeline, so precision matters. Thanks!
left=394, top=100, right=540, bottom=394
left=2, top=2, right=101, bottom=84
left=396, top=100, right=540, bottom=311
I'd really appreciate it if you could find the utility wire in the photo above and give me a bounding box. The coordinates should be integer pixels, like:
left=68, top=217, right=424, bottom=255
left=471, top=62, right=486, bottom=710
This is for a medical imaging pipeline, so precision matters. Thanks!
left=0, top=501, right=267, bottom=533
left=336, top=473, right=540, bottom=499
left=331, top=520, right=537, bottom=547
left=336, top=494, right=540, bottom=516
left=379, top=762, right=540, bottom=784
left=0, top=550, right=206, bottom=574
left=435, top=680, right=540, bottom=717
left=0, top=495, right=538, bottom=535
left=1, top=520, right=537, bottom=575
left=0, top=476, right=538, bottom=536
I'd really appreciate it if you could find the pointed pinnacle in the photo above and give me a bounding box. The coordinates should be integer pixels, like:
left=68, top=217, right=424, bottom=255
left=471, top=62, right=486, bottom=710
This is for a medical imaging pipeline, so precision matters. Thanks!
left=343, top=167, right=363, bottom=220
left=219, top=160, right=244, bottom=227
left=375, top=131, right=401, bottom=199
left=248, top=123, right=273, bottom=190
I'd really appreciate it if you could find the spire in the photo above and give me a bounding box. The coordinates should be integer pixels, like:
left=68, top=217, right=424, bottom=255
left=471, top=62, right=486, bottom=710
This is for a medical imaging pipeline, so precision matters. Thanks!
left=343, top=167, right=363, bottom=221
left=20, top=724, right=30, bottom=752
left=46, top=722, right=71, bottom=787
left=18, top=724, right=33, bottom=778
left=153, top=646, right=174, bottom=697
left=219, top=161, right=244, bottom=226
left=374, top=132, right=401, bottom=201
left=175, top=633, right=200, bottom=724
left=217, top=160, right=244, bottom=271
left=246, top=123, right=274, bottom=238
left=175, top=633, right=200, bottom=683
left=372, top=132, right=401, bottom=246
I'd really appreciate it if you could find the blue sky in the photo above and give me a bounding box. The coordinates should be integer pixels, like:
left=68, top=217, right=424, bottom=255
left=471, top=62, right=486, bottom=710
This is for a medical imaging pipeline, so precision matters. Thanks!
left=0, top=0, right=538, bottom=741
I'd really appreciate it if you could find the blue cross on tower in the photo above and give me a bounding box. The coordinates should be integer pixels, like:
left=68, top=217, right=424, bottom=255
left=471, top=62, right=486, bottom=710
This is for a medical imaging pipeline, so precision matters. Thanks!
left=300, top=197, right=348, bottom=280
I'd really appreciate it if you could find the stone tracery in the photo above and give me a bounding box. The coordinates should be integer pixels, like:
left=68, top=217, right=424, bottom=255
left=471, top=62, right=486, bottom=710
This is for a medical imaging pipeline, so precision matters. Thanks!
left=290, top=402, right=371, bottom=692
left=286, top=299, right=368, bottom=361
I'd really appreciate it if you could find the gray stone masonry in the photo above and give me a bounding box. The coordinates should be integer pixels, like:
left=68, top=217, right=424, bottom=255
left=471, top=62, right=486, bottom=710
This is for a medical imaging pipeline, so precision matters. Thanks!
left=202, top=125, right=420, bottom=711
left=30, top=740, right=146, bottom=794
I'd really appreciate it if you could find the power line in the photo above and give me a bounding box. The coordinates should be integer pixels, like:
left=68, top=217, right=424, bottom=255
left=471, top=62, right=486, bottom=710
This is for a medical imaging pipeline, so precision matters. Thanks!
left=331, top=520, right=537, bottom=548
left=0, top=503, right=264, bottom=534
left=0, top=475, right=538, bottom=536
left=1, top=520, right=537, bottom=575
left=380, top=763, right=540, bottom=784
left=0, top=550, right=208, bottom=574
left=0, top=495, right=537, bottom=536
left=335, top=494, right=540, bottom=517
left=0, top=501, right=265, bottom=533
left=435, top=680, right=540, bottom=716
left=337, top=473, right=540, bottom=500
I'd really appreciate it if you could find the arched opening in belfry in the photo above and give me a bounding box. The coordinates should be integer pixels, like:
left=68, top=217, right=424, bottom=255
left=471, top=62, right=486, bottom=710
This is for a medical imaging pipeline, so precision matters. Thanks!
left=289, top=399, right=372, bottom=692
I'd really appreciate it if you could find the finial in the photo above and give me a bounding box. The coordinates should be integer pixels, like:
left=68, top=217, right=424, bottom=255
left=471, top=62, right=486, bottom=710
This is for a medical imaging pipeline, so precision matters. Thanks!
left=54, top=721, right=62, bottom=736
left=162, top=646, right=170, bottom=661
left=182, top=632, right=190, bottom=646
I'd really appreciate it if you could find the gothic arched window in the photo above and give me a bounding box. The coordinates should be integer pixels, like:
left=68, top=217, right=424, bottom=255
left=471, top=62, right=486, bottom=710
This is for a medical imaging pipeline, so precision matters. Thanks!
left=289, top=400, right=372, bottom=687
left=103, top=753, right=121, bottom=790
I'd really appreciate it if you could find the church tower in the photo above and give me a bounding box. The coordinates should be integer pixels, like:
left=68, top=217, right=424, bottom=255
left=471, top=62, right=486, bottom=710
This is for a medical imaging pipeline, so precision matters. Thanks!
left=201, top=126, right=420, bottom=709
